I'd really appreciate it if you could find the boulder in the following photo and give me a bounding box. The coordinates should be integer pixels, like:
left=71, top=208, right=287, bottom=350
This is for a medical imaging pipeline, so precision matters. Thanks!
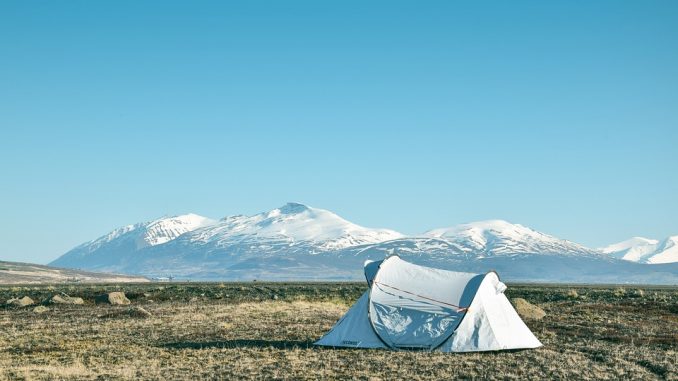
left=6, top=296, right=34, bottom=307
left=33, top=306, right=49, bottom=314
left=50, top=294, right=84, bottom=305
left=95, top=292, right=131, bottom=305
left=512, top=298, right=546, bottom=321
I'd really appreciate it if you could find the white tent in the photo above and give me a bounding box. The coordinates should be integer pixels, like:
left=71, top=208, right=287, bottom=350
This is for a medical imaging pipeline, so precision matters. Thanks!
left=315, top=255, right=542, bottom=352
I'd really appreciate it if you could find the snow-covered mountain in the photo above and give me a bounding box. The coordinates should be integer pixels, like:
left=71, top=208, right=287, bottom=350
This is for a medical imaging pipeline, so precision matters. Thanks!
left=601, top=236, right=678, bottom=264
left=49, top=203, right=678, bottom=284
left=424, top=220, right=596, bottom=257
left=182, top=202, right=403, bottom=252
left=51, top=213, right=216, bottom=269
left=51, top=203, right=403, bottom=272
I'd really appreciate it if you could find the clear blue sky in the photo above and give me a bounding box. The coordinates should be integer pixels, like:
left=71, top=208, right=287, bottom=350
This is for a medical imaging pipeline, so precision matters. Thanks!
left=1, top=1, right=677, bottom=264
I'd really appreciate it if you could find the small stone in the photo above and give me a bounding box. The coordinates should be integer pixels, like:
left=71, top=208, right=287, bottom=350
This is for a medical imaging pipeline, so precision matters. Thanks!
left=512, top=298, right=546, bottom=320
left=33, top=306, right=49, bottom=314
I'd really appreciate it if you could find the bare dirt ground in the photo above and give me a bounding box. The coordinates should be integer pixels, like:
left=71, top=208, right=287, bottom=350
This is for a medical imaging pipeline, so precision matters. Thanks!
left=0, top=261, right=148, bottom=285
left=0, top=283, right=676, bottom=380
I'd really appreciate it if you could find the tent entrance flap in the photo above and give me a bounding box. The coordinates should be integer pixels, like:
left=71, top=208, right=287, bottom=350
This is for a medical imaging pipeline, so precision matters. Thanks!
left=369, top=301, right=462, bottom=349
left=367, top=256, right=482, bottom=350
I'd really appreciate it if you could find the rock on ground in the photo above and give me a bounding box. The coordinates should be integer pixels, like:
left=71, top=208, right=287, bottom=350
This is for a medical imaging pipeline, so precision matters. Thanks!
left=6, top=296, right=35, bottom=307
left=50, top=294, right=85, bottom=305
left=33, top=306, right=49, bottom=314
left=95, top=291, right=131, bottom=305
left=512, top=298, right=546, bottom=320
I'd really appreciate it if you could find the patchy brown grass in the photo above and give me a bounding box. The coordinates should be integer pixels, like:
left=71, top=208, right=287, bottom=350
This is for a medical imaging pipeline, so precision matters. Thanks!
left=0, top=283, right=676, bottom=380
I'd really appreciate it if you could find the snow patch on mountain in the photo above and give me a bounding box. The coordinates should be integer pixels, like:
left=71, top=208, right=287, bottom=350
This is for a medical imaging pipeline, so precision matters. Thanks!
left=600, top=236, right=678, bottom=264
left=136, top=214, right=216, bottom=248
left=82, top=213, right=216, bottom=252
left=646, top=236, right=678, bottom=264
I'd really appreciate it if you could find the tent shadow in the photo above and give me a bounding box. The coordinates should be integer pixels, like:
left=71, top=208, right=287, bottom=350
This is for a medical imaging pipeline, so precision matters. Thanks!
left=159, top=340, right=538, bottom=353
left=159, top=339, right=316, bottom=350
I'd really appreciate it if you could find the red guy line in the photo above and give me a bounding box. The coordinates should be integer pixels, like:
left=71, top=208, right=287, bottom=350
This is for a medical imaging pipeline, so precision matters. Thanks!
left=373, top=281, right=470, bottom=313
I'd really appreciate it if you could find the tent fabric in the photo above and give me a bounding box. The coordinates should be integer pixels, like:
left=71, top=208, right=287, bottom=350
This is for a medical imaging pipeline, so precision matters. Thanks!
left=315, top=255, right=542, bottom=352
left=439, top=271, right=542, bottom=352
left=314, top=291, right=386, bottom=349
left=363, top=259, right=381, bottom=286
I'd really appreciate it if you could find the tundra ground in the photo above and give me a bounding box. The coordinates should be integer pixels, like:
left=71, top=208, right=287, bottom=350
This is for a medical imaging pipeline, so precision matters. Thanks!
left=0, top=283, right=676, bottom=380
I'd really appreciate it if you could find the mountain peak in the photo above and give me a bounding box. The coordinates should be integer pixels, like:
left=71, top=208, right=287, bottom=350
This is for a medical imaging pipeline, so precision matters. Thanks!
left=185, top=203, right=404, bottom=252
left=424, top=219, right=592, bottom=256
left=71, top=213, right=216, bottom=252
left=139, top=213, right=216, bottom=247
left=278, top=202, right=311, bottom=215
left=264, top=203, right=312, bottom=219
left=426, top=219, right=533, bottom=238
left=599, top=237, right=658, bottom=254
left=457, top=219, right=522, bottom=231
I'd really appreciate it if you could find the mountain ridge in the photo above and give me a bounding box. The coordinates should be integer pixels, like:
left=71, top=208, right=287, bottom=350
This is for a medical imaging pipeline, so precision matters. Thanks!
left=49, top=203, right=678, bottom=284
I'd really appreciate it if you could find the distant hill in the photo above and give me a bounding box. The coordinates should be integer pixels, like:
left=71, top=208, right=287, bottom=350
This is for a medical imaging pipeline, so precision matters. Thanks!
left=49, top=203, right=678, bottom=284
left=0, top=261, right=149, bottom=284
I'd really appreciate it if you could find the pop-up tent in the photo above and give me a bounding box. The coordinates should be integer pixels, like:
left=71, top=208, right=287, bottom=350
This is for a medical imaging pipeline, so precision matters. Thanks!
left=315, top=256, right=542, bottom=352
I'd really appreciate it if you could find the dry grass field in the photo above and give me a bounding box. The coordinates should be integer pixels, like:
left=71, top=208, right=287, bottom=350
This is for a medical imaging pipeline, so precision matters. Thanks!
left=0, top=283, right=676, bottom=380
